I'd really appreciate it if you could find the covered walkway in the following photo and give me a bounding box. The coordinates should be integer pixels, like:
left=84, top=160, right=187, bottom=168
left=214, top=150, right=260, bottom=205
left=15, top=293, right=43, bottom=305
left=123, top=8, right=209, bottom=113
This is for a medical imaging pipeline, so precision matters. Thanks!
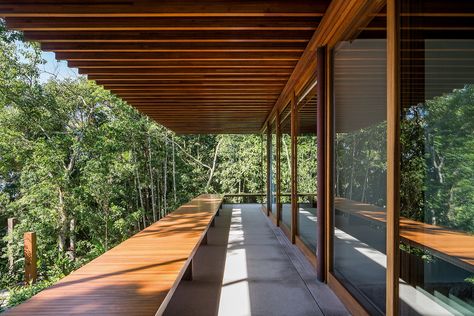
left=165, top=204, right=347, bottom=316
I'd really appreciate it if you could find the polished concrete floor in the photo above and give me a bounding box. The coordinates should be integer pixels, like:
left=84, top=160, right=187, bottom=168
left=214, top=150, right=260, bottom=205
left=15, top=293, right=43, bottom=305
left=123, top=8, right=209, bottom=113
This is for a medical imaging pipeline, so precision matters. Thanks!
left=164, top=204, right=347, bottom=316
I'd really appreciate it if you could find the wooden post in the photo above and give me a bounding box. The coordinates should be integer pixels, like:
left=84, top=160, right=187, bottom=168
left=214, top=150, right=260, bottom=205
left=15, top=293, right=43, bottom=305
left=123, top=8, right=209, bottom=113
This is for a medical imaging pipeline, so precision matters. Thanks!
left=387, top=0, right=400, bottom=315
left=290, top=92, right=298, bottom=243
left=316, top=46, right=327, bottom=282
left=7, top=218, right=17, bottom=273
left=266, top=122, right=272, bottom=215
left=276, top=110, right=282, bottom=226
left=24, top=232, right=37, bottom=284
left=183, top=260, right=193, bottom=281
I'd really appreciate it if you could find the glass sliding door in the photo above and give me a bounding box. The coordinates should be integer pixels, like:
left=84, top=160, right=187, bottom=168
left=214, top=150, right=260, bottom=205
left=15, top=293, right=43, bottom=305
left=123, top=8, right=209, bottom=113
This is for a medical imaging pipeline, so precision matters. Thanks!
left=270, top=122, right=277, bottom=214
left=332, top=9, right=387, bottom=315
left=398, top=1, right=474, bottom=315
left=297, top=83, right=318, bottom=252
left=280, top=104, right=292, bottom=229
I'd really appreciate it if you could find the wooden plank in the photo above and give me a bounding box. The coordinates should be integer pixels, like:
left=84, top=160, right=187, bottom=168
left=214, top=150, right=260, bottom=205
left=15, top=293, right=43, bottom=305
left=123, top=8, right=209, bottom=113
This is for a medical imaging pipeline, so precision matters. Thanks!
left=0, top=0, right=322, bottom=134
left=42, top=42, right=307, bottom=52
left=260, top=0, right=386, bottom=133
left=67, top=60, right=298, bottom=68
left=6, top=17, right=320, bottom=31
left=0, top=1, right=330, bottom=17
left=23, top=30, right=315, bottom=43
left=386, top=0, right=400, bottom=315
left=55, top=51, right=302, bottom=61
left=7, top=195, right=223, bottom=316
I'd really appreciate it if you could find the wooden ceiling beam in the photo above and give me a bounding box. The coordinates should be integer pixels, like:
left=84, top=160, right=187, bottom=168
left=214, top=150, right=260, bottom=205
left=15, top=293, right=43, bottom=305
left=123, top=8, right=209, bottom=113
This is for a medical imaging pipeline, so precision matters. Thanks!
left=261, top=0, right=386, bottom=132
left=6, top=17, right=320, bottom=31
left=22, top=30, right=314, bottom=42
left=0, top=0, right=330, bottom=17
left=78, top=68, right=292, bottom=75
left=54, top=51, right=302, bottom=61
left=42, top=42, right=307, bottom=52
left=67, top=60, right=298, bottom=68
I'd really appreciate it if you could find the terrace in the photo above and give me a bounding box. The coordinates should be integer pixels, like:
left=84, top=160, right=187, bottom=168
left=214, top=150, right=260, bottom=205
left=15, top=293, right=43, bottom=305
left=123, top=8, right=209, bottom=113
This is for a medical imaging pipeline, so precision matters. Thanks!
left=1, top=1, right=473, bottom=315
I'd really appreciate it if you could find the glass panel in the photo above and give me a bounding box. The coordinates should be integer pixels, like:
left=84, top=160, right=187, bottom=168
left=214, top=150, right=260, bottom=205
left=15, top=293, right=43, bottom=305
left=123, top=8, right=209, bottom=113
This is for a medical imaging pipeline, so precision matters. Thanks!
left=261, top=133, right=267, bottom=209
left=332, top=25, right=387, bottom=314
left=270, top=123, right=277, bottom=213
left=281, top=104, right=292, bottom=228
left=297, top=83, right=318, bottom=252
left=399, top=1, right=474, bottom=315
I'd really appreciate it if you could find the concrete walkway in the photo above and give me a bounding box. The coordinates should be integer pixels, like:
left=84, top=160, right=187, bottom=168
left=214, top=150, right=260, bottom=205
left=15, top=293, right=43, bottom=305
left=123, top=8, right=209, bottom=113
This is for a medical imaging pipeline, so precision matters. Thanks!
left=165, top=204, right=347, bottom=316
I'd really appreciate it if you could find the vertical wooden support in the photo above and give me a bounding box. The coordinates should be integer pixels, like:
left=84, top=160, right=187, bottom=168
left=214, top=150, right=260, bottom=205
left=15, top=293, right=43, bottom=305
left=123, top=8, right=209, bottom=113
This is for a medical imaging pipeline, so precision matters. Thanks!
left=24, top=232, right=37, bottom=284
left=275, top=110, right=282, bottom=226
left=325, top=45, right=334, bottom=278
left=201, top=232, right=208, bottom=246
left=7, top=218, right=17, bottom=273
left=316, top=46, right=327, bottom=282
left=266, top=123, right=272, bottom=215
left=183, top=259, right=193, bottom=281
left=387, top=0, right=400, bottom=315
left=290, top=92, right=298, bottom=243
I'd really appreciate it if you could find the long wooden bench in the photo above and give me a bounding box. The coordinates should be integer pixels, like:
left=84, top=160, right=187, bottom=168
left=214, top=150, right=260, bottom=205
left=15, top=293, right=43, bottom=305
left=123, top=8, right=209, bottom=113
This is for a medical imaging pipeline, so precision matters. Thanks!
left=6, top=194, right=224, bottom=316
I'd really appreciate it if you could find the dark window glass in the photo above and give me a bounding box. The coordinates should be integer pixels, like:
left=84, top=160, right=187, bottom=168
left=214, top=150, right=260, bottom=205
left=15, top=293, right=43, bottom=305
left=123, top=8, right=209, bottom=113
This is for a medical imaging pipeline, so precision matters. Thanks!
left=399, top=1, right=474, bottom=314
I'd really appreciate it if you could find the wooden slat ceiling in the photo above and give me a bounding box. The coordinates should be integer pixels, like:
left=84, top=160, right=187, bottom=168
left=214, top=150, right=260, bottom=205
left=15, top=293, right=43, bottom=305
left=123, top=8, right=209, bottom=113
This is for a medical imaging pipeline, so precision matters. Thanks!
left=0, top=0, right=331, bottom=134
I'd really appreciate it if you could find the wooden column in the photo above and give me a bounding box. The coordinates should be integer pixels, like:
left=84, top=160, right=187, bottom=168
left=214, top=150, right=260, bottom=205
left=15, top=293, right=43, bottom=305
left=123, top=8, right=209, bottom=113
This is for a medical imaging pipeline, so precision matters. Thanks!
left=8, top=218, right=17, bottom=273
left=266, top=123, right=272, bottom=215
left=276, top=110, right=282, bottom=226
left=325, top=42, right=334, bottom=280
left=183, top=259, right=193, bottom=281
left=316, top=46, right=327, bottom=282
left=290, top=92, right=298, bottom=243
left=387, top=0, right=401, bottom=315
left=24, top=232, right=37, bottom=284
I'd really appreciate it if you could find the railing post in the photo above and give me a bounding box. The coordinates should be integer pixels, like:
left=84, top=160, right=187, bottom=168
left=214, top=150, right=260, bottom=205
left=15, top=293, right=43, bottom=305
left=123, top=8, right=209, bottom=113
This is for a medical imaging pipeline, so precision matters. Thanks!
left=24, top=232, right=37, bottom=284
left=7, top=218, right=17, bottom=273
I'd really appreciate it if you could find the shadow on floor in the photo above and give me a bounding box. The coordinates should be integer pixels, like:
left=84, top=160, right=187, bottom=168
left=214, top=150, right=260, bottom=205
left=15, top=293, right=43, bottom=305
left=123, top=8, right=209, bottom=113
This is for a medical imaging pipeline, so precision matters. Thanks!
left=163, top=205, right=232, bottom=316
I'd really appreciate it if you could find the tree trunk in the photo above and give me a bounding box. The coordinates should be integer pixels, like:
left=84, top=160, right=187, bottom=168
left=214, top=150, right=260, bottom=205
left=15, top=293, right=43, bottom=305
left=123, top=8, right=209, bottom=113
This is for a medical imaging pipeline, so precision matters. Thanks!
left=147, top=134, right=157, bottom=222
left=133, top=176, right=141, bottom=230
left=69, top=217, right=76, bottom=260
left=104, top=204, right=109, bottom=251
left=156, top=169, right=161, bottom=220
left=172, top=135, right=177, bottom=203
left=58, top=187, right=68, bottom=253
left=163, top=136, right=168, bottom=215
left=206, top=138, right=222, bottom=190
left=135, top=163, right=146, bottom=228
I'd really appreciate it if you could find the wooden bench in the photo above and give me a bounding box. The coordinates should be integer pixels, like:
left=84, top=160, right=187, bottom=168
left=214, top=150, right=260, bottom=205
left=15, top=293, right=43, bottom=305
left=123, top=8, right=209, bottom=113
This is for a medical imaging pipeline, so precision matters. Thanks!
left=6, top=194, right=224, bottom=316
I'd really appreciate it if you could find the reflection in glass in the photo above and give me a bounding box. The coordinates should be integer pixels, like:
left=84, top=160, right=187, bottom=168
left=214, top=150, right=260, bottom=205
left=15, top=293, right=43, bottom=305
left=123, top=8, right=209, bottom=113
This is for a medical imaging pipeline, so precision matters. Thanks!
left=399, top=2, right=474, bottom=314
left=281, top=104, right=292, bottom=229
left=333, top=38, right=387, bottom=314
left=271, top=123, right=277, bottom=213
left=297, top=87, right=318, bottom=252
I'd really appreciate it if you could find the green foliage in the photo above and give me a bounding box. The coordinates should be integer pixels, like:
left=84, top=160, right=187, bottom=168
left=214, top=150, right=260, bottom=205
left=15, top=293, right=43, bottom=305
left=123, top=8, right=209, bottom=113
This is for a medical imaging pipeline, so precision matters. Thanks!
left=2, top=276, right=60, bottom=312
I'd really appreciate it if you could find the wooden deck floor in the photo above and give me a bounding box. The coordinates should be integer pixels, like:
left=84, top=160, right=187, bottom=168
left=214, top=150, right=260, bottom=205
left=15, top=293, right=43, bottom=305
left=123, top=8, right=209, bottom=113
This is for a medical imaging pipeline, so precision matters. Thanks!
left=6, top=194, right=223, bottom=316
left=335, top=197, right=474, bottom=272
